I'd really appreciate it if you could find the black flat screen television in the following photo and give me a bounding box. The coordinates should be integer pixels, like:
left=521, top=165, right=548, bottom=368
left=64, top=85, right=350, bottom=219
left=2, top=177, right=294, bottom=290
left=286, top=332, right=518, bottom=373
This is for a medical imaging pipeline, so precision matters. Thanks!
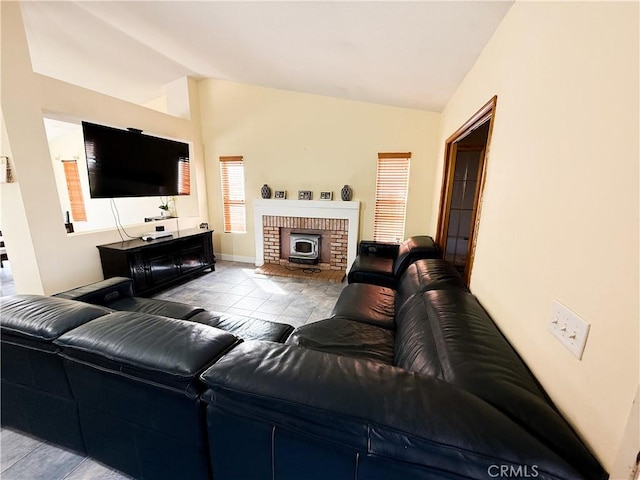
left=82, top=121, right=190, bottom=198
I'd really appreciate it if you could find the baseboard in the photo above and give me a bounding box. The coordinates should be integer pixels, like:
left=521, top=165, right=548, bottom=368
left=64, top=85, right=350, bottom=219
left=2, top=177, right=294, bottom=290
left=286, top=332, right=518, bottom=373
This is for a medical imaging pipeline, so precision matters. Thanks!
left=218, top=253, right=256, bottom=264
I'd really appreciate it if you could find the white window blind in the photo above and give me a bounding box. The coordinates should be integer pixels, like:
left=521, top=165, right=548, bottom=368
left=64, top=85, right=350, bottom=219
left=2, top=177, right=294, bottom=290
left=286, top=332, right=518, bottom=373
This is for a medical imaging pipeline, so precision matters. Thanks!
left=178, top=157, right=190, bottom=195
left=220, top=156, right=246, bottom=233
left=62, top=160, right=87, bottom=222
left=373, top=152, right=411, bottom=243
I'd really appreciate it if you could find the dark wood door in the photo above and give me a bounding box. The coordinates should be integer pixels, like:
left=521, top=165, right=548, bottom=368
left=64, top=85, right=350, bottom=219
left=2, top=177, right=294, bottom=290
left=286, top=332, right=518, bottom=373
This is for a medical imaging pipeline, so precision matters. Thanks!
left=442, top=146, right=485, bottom=274
left=436, top=96, right=496, bottom=285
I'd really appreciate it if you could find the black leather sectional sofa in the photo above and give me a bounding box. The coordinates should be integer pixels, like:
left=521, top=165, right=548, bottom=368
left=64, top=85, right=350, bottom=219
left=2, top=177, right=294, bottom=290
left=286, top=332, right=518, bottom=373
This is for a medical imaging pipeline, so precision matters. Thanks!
left=1, top=238, right=608, bottom=480
left=1, top=277, right=292, bottom=480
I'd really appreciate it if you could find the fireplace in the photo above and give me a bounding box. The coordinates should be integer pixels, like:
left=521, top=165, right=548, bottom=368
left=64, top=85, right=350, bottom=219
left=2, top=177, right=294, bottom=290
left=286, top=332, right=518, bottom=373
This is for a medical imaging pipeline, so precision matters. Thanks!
left=253, top=199, right=360, bottom=271
left=289, top=233, right=321, bottom=264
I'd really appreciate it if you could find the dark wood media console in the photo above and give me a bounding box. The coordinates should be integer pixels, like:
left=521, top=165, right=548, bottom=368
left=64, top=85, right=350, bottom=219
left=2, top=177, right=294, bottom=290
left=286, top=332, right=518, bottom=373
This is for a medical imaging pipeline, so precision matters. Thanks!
left=97, top=228, right=215, bottom=296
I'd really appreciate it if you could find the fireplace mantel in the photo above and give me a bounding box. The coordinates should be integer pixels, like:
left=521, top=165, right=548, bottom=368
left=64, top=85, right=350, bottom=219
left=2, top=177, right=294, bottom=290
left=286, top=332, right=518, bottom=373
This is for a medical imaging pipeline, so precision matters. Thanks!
left=253, top=199, right=360, bottom=269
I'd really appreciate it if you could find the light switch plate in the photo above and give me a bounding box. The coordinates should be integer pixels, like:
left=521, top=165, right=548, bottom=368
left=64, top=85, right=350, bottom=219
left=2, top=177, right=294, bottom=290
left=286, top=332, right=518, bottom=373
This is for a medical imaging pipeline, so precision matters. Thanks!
left=548, top=301, right=590, bottom=360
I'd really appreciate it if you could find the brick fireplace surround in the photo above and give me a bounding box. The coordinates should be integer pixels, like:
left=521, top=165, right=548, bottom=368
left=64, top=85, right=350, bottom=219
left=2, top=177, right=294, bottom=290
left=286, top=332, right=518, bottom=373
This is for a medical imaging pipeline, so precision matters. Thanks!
left=253, top=200, right=360, bottom=271
left=263, top=216, right=348, bottom=271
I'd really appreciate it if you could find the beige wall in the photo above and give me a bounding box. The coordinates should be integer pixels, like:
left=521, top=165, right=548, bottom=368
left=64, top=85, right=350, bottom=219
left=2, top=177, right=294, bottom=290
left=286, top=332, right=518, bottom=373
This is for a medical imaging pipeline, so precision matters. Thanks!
left=199, top=79, right=441, bottom=262
left=1, top=3, right=208, bottom=295
left=0, top=107, right=43, bottom=294
left=432, top=2, right=639, bottom=473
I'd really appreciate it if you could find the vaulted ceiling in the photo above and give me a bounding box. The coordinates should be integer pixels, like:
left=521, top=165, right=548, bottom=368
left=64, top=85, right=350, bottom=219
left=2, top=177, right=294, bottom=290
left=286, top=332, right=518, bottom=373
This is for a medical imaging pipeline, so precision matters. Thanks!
left=20, top=1, right=513, bottom=112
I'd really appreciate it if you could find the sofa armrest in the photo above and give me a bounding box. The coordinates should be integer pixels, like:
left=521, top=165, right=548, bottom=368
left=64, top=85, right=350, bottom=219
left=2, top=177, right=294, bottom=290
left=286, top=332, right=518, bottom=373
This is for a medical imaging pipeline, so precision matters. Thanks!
left=200, top=342, right=588, bottom=480
left=357, top=240, right=399, bottom=258
left=53, top=277, right=134, bottom=306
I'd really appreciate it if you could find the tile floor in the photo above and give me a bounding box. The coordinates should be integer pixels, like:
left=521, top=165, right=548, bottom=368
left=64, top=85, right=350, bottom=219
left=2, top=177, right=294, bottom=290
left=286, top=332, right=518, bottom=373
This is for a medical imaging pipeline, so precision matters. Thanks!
left=1, top=260, right=346, bottom=479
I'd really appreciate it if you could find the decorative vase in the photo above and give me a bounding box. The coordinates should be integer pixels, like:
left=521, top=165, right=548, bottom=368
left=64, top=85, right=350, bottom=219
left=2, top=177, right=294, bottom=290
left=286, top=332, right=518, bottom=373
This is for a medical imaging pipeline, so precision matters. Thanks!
left=261, top=184, right=272, bottom=199
left=341, top=184, right=352, bottom=201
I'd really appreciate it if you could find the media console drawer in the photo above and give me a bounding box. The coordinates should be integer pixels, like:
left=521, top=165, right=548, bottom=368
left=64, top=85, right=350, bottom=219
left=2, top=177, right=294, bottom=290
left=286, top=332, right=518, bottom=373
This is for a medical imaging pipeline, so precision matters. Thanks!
left=97, top=229, right=215, bottom=296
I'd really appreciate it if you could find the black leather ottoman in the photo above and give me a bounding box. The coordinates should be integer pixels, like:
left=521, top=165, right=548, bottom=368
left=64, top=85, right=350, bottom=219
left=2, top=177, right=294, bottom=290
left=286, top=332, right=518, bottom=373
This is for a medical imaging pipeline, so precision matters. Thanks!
left=190, top=311, right=294, bottom=342
left=347, top=236, right=441, bottom=288
left=106, top=296, right=205, bottom=319
left=55, top=276, right=205, bottom=320
left=0, top=295, right=111, bottom=452
left=55, top=311, right=240, bottom=480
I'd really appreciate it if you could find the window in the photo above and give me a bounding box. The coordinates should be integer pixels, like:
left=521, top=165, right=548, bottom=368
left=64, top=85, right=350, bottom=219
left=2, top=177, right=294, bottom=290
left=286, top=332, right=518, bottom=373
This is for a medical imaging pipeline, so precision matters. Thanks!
left=219, top=156, right=246, bottom=233
left=62, top=160, right=87, bottom=222
left=178, top=157, right=190, bottom=195
left=373, top=152, right=411, bottom=242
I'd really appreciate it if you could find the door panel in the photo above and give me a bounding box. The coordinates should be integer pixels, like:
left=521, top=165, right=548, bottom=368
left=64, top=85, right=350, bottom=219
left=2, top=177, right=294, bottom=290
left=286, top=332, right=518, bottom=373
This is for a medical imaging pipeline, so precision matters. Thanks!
left=443, top=148, right=484, bottom=273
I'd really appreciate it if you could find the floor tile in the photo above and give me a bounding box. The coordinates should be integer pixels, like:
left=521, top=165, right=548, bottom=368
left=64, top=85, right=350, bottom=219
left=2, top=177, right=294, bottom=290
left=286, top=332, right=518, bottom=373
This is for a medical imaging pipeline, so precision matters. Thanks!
left=238, top=277, right=260, bottom=288
left=1, top=429, right=41, bottom=472
left=64, top=457, right=131, bottom=480
left=208, top=292, right=244, bottom=307
left=250, top=310, right=280, bottom=322
left=2, top=442, right=84, bottom=480
left=252, top=279, right=289, bottom=295
left=232, top=295, right=268, bottom=311
left=226, top=283, right=257, bottom=296
left=243, top=287, right=273, bottom=300
left=281, top=302, right=315, bottom=320
left=225, top=306, right=256, bottom=317
left=255, top=298, right=292, bottom=315
left=199, top=281, right=235, bottom=293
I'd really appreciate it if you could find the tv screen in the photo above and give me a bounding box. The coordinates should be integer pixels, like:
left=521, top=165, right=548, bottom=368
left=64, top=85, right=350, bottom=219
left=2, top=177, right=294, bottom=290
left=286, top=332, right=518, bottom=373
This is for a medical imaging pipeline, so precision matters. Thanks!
left=82, top=121, right=190, bottom=198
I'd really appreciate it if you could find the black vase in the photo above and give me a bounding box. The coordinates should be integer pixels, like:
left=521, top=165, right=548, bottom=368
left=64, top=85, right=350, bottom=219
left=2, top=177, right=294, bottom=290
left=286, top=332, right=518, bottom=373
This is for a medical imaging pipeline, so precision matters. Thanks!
left=261, top=184, right=272, bottom=199
left=341, top=185, right=352, bottom=201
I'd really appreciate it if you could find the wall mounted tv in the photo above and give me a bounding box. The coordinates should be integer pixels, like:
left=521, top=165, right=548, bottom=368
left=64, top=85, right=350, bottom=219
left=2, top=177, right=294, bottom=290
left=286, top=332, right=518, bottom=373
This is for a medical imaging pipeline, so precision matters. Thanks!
left=82, top=121, right=190, bottom=198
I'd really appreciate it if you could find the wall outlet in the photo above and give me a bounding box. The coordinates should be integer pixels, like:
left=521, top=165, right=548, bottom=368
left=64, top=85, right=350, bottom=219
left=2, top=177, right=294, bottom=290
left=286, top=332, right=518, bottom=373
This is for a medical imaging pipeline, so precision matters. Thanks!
left=548, top=300, right=590, bottom=360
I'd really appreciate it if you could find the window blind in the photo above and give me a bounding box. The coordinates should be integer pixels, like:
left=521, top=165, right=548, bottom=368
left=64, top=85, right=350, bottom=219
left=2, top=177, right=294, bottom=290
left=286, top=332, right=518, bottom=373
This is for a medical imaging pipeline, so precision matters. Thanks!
left=373, top=152, right=411, bottom=243
left=62, top=160, right=87, bottom=222
left=178, top=157, right=190, bottom=195
left=220, top=156, right=246, bottom=233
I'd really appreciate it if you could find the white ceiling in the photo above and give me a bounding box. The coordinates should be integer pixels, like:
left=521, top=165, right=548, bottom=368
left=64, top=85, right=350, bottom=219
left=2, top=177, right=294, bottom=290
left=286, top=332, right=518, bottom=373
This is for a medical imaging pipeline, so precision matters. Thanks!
left=20, top=1, right=513, bottom=112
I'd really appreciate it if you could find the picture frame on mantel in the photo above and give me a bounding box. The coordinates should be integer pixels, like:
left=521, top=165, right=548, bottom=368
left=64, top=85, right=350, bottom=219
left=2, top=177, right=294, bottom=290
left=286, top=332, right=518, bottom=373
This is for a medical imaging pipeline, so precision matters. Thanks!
left=320, top=191, right=333, bottom=200
left=298, top=190, right=312, bottom=200
left=274, top=190, right=287, bottom=199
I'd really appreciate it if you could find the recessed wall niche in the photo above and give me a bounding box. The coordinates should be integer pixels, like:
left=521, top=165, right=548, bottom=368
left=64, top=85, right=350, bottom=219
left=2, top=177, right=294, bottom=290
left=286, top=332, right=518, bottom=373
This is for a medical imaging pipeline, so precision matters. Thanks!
left=44, top=117, right=197, bottom=233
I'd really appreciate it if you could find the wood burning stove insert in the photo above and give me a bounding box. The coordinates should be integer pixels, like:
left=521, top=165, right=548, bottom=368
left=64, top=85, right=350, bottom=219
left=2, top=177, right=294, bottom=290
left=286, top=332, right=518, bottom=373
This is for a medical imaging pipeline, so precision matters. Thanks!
left=289, top=233, right=321, bottom=264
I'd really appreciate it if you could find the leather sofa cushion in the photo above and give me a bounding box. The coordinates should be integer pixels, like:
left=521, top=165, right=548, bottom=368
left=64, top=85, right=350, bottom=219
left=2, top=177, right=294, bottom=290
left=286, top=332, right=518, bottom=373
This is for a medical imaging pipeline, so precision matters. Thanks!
left=393, top=294, right=442, bottom=377
left=55, top=311, right=239, bottom=392
left=190, top=311, right=294, bottom=342
left=0, top=295, right=110, bottom=343
left=107, top=297, right=204, bottom=320
left=423, top=290, right=546, bottom=398
left=392, top=236, right=440, bottom=277
left=53, top=277, right=134, bottom=305
left=422, top=289, right=605, bottom=478
left=201, top=342, right=589, bottom=480
left=330, top=283, right=395, bottom=330
left=396, top=259, right=466, bottom=307
left=286, top=317, right=395, bottom=365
